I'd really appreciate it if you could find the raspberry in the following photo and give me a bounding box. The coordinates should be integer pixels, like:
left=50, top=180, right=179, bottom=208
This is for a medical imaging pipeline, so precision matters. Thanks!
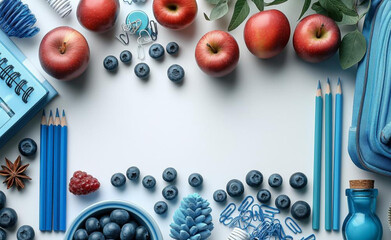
left=69, top=171, right=100, bottom=195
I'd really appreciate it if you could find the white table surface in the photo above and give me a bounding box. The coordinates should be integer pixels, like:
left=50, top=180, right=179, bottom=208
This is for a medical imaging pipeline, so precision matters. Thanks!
left=1, top=0, right=390, bottom=239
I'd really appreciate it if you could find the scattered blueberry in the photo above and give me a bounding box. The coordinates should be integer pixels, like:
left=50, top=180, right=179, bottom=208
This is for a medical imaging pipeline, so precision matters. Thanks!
left=154, top=201, right=168, bottom=215
left=142, top=175, right=156, bottom=189
left=275, top=195, right=291, bottom=210
left=0, top=191, right=6, bottom=209
left=120, top=222, right=137, bottom=239
left=99, top=215, right=111, bottom=229
left=126, top=166, right=140, bottom=181
left=120, top=50, right=132, bottom=64
left=85, top=217, right=100, bottom=234
left=110, top=209, right=130, bottom=226
left=18, top=138, right=37, bottom=156
left=291, top=201, right=311, bottom=220
left=111, top=173, right=126, bottom=187
left=289, top=172, right=308, bottom=189
left=0, top=229, right=6, bottom=240
left=257, top=189, right=271, bottom=203
left=0, top=207, right=17, bottom=228
left=135, top=226, right=150, bottom=240
left=213, top=189, right=227, bottom=203
left=103, top=55, right=118, bottom=71
left=246, top=170, right=263, bottom=187
left=167, top=64, right=185, bottom=83
left=134, top=63, right=150, bottom=79
left=162, top=185, right=178, bottom=200
left=88, top=232, right=105, bottom=240
left=103, top=222, right=121, bottom=239
left=149, top=43, right=165, bottom=59
left=74, top=229, right=88, bottom=240
left=166, top=42, right=179, bottom=55
left=188, top=173, right=203, bottom=187
left=17, top=225, right=35, bottom=240
left=162, top=167, right=177, bottom=182
left=268, top=173, right=283, bottom=188
left=226, top=179, right=245, bottom=197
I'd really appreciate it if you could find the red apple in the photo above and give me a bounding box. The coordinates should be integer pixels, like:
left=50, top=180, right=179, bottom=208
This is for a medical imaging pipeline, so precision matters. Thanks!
left=244, top=10, right=291, bottom=59
left=195, top=30, right=240, bottom=77
left=153, top=0, right=197, bottom=30
left=77, top=0, right=120, bottom=33
left=293, top=14, right=341, bottom=63
left=39, top=26, right=90, bottom=81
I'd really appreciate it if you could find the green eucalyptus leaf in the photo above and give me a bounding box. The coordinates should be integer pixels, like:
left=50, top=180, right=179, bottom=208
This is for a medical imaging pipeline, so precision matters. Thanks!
left=206, top=0, right=221, bottom=5
left=319, top=0, right=343, bottom=21
left=339, top=30, right=367, bottom=69
left=299, top=0, right=312, bottom=19
left=251, top=0, right=264, bottom=11
left=338, top=14, right=359, bottom=25
left=359, top=0, right=371, bottom=20
left=311, top=1, right=328, bottom=15
left=209, top=0, right=229, bottom=20
left=228, top=0, right=250, bottom=31
left=320, top=0, right=358, bottom=17
left=264, top=0, right=288, bottom=6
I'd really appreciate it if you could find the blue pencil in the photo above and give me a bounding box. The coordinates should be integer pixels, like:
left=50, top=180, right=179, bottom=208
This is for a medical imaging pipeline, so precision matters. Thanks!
left=59, top=110, right=68, bottom=232
left=53, top=109, right=61, bottom=231
left=333, top=79, right=343, bottom=231
left=325, top=79, right=333, bottom=231
left=313, top=81, right=323, bottom=230
left=40, top=111, right=47, bottom=231
left=46, top=110, right=54, bottom=231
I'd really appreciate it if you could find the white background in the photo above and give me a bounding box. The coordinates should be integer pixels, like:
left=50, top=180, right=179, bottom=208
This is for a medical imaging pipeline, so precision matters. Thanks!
left=0, top=0, right=390, bottom=239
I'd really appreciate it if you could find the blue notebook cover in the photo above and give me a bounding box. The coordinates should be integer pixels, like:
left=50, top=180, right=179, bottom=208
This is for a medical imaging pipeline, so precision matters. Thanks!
left=0, top=30, right=57, bottom=149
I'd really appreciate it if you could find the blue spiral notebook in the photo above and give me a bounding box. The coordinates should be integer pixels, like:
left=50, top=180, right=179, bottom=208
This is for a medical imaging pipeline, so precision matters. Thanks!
left=0, top=30, right=57, bottom=149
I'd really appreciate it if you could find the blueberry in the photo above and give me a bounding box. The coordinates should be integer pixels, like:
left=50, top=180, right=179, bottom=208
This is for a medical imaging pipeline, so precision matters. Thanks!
left=0, top=191, right=6, bottom=209
left=275, top=195, right=291, bottom=210
left=110, top=209, right=130, bottom=226
left=149, top=43, right=165, bottom=59
left=188, top=173, right=203, bottom=187
left=99, top=215, right=111, bottom=228
left=213, top=190, right=227, bottom=203
left=88, top=232, right=105, bottom=240
left=167, top=64, right=185, bottom=83
left=291, top=201, right=311, bottom=220
left=135, top=226, right=150, bottom=240
left=226, top=179, right=245, bottom=197
left=103, top=55, right=118, bottom=71
left=120, top=50, right=132, bottom=64
left=103, top=222, right=121, bottom=239
left=85, top=217, right=100, bottom=234
left=289, top=172, right=308, bottom=189
left=120, top=222, right=137, bottom=240
left=0, top=228, right=6, bottom=240
left=17, top=225, right=35, bottom=240
left=18, top=138, right=37, bottom=156
left=162, top=167, right=177, bottom=182
left=142, top=175, right=156, bottom=189
left=162, top=185, right=178, bottom=200
left=74, top=229, right=88, bottom=240
left=166, top=42, right=179, bottom=55
left=268, top=173, right=283, bottom=188
left=154, top=201, right=168, bottom=215
left=126, top=166, right=140, bottom=181
left=246, top=170, right=263, bottom=187
left=134, top=63, right=150, bottom=79
left=256, top=189, right=271, bottom=203
left=111, top=173, right=126, bottom=187
left=0, top=207, right=17, bottom=228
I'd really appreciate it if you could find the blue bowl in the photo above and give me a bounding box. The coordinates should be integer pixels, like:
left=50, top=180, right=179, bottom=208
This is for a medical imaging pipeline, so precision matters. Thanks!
left=65, top=200, right=163, bottom=240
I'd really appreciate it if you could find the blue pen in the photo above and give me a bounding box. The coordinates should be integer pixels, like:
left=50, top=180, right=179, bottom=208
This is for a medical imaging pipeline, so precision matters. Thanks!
left=46, top=110, right=54, bottom=231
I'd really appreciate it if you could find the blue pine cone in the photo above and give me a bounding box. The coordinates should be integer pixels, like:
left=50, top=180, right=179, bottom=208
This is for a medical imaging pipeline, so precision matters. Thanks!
left=170, top=193, right=214, bottom=240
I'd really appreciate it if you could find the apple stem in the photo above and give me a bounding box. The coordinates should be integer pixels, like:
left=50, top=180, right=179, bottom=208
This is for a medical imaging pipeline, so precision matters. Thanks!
left=59, top=41, right=67, bottom=54
left=206, top=43, right=218, bottom=54
left=316, top=24, right=324, bottom=38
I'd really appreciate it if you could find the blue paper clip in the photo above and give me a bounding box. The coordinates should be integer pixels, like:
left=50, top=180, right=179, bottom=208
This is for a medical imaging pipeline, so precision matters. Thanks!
left=238, top=196, right=254, bottom=213
left=261, top=204, right=280, bottom=218
left=301, top=234, right=316, bottom=240
left=220, top=203, right=236, bottom=225
left=251, top=204, right=265, bottom=221
left=285, top=217, right=302, bottom=234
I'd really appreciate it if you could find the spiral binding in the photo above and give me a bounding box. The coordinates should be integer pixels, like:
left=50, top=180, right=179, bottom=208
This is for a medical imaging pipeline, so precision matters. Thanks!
left=0, top=0, right=40, bottom=38
left=0, top=54, right=34, bottom=103
left=46, top=0, right=72, bottom=18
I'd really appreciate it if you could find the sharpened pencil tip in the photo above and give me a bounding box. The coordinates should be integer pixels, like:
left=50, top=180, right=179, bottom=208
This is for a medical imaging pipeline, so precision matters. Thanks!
left=56, top=108, right=59, bottom=117
left=317, top=80, right=321, bottom=89
left=327, top=78, right=330, bottom=85
left=49, top=110, right=53, bottom=117
left=338, top=78, right=341, bottom=85
left=42, top=109, right=46, bottom=116
left=62, top=110, right=65, bottom=117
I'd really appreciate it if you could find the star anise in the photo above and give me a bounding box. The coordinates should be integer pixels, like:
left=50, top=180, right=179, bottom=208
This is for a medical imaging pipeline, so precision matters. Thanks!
left=0, top=156, right=31, bottom=190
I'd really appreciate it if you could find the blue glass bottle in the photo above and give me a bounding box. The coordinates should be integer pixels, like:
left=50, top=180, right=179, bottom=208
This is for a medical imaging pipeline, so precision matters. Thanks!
left=342, top=185, right=382, bottom=240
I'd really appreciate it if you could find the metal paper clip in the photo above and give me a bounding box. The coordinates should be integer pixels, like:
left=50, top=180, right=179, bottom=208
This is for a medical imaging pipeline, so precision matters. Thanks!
left=220, top=203, right=236, bottom=226
left=149, top=20, right=158, bottom=41
left=285, top=217, right=302, bottom=234
left=238, top=196, right=254, bottom=213
left=116, top=32, right=129, bottom=45
left=301, top=234, right=316, bottom=240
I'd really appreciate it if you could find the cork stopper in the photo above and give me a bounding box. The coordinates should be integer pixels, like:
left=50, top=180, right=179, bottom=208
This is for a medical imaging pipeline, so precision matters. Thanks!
left=349, top=180, right=375, bottom=189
